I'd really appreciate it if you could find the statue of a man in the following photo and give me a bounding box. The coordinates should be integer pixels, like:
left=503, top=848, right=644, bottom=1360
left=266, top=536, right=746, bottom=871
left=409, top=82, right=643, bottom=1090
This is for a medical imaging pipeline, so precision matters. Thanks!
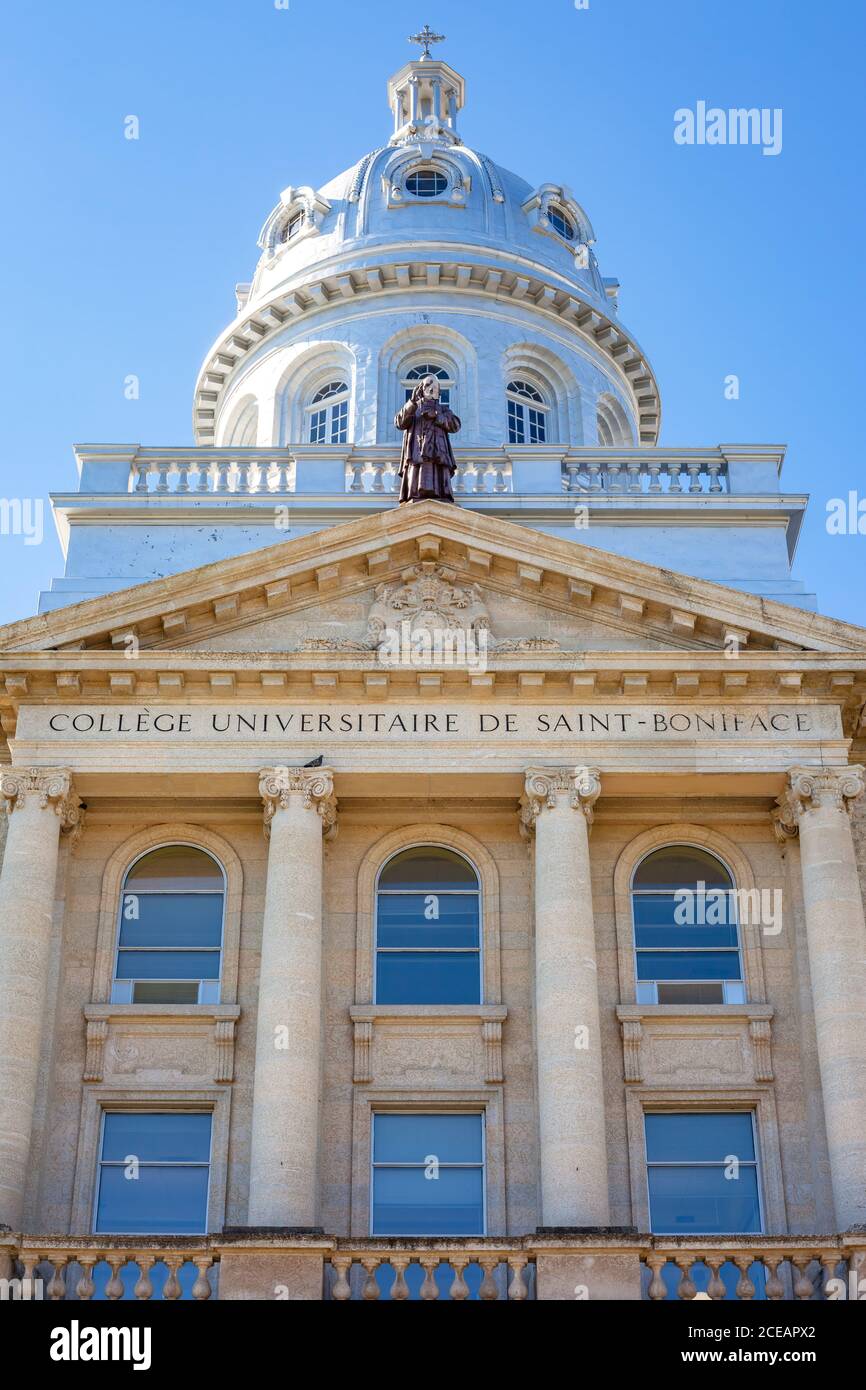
left=394, top=374, right=461, bottom=504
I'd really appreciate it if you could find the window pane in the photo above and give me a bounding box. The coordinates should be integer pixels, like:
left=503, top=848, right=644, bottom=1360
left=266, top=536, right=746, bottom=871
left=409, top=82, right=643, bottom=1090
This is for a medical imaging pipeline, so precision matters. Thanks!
left=507, top=400, right=525, bottom=444
left=372, top=1166, right=483, bottom=1235
left=374, top=1113, right=483, bottom=1163
left=376, top=951, right=480, bottom=1004
left=125, top=847, right=222, bottom=891
left=115, top=949, right=221, bottom=980
left=634, top=847, right=732, bottom=890
left=118, top=893, right=223, bottom=949
left=309, top=409, right=326, bottom=444
left=406, top=170, right=448, bottom=197
left=528, top=407, right=546, bottom=443
left=656, top=981, right=725, bottom=1005
left=647, top=1164, right=761, bottom=1234
left=95, top=1165, right=210, bottom=1234
left=633, top=895, right=739, bottom=949
left=380, top=848, right=478, bottom=889
left=378, top=893, right=479, bottom=948
left=132, top=981, right=200, bottom=1005
left=101, top=1113, right=212, bottom=1163
left=635, top=950, right=741, bottom=981
left=646, top=1113, right=756, bottom=1163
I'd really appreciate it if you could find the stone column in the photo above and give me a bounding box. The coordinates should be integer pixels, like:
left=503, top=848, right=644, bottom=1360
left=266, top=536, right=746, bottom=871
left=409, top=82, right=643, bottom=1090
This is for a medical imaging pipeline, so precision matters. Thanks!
left=521, top=767, right=610, bottom=1227
left=775, top=765, right=866, bottom=1228
left=0, top=768, right=83, bottom=1229
left=248, top=767, right=336, bottom=1228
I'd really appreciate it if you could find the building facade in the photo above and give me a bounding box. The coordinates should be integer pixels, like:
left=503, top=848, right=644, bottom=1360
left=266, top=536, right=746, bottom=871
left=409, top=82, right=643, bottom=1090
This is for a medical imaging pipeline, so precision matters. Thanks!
left=1, top=43, right=865, bottom=1302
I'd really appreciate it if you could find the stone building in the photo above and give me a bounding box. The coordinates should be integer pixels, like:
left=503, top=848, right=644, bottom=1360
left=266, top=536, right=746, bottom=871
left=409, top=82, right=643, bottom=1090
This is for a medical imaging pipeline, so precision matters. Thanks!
left=0, top=39, right=865, bottom=1302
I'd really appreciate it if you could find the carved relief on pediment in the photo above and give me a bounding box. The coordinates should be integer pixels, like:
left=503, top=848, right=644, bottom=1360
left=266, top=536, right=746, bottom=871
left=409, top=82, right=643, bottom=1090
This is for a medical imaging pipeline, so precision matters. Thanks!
left=297, top=562, right=561, bottom=654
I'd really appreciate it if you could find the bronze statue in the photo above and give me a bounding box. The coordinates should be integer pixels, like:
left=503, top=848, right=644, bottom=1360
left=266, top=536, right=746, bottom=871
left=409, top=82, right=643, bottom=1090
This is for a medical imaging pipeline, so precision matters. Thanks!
left=394, top=374, right=461, bottom=504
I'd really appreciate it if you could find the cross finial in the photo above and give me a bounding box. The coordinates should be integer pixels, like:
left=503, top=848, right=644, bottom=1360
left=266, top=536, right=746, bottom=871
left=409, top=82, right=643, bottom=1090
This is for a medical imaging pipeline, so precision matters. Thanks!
left=408, top=23, right=445, bottom=59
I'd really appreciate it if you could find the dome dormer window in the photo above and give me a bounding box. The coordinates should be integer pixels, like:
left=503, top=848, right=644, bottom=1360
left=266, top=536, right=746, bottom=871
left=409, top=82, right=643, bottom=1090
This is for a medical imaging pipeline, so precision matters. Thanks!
left=506, top=379, right=549, bottom=445
left=406, top=168, right=449, bottom=198
left=279, top=211, right=305, bottom=244
left=547, top=206, right=576, bottom=241
left=307, top=381, right=349, bottom=445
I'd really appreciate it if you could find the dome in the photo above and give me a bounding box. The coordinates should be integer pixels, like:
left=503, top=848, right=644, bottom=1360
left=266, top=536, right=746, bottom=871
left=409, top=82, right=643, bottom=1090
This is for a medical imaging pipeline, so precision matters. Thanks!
left=194, top=46, right=661, bottom=451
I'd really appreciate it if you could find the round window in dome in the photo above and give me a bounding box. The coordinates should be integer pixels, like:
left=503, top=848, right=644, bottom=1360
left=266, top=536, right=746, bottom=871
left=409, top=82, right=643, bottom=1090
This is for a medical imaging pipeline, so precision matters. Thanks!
left=547, top=206, right=576, bottom=241
left=406, top=168, right=448, bottom=198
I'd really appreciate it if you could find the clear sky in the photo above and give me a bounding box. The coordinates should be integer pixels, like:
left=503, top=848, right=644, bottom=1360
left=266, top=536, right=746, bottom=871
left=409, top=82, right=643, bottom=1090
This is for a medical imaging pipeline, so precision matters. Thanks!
left=1, top=0, right=864, bottom=626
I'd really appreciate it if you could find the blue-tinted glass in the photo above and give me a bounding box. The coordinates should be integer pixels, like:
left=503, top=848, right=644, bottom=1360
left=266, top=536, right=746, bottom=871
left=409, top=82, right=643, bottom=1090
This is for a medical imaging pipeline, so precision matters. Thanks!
left=372, top=1167, right=483, bottom=1235
left=636, top=950, right=741, bottom=981
left=633, top=895, right=740, bottom=949
left=634, top=847, right=732, bottom=891
left=646, top=1113, right=756, bottom=1163
left=118, top=894, right=223, bottom=948
left=374, top=1114, right=483, bottom=1163
left=125, top=846, right=223, bottom=890
left=95, top=1165, right=209, bottom=1234
left=647, top=1165, right=761, bottom=1234
left=116, top=949, right=220, bottom=980
left=102, top=1113, right=213, bottom=1162
left=378, top=894, right=479, bottom=948
left=376, top=951, right=480, bottom=1004
left=380, top=849, right=477, bottom=889
left=507, top=400, right=524, bottom=444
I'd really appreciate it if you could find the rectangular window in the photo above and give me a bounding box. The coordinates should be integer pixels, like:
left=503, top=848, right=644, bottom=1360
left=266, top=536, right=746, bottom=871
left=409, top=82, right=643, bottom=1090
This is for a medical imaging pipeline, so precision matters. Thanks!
left=309, top=408, right=327, bottom=444
left=94, top=1112, right=212, bottom=1234
left=330, top=399, right=348, bottom=444
left=645, top=1111, right=763, bottom=1234
left=527, top=406, right=546, bottom=443
left=633, top=888, right=743, bottom=1004
left=376, top=890, right=481, bottom=1005
left=371, top=1113, right=485, bottom=1235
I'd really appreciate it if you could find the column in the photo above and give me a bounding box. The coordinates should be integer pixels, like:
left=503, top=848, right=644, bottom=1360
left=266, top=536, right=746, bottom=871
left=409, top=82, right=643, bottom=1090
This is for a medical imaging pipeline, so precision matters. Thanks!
left=0, top=768, right=82, bottom=1229
left=775, top=765, right=866, bottom=1228
left=408, top=76, right=419, bottom=124
left=248, top=766, right=337, bottom=1227
left=522, top=767, right=610, bottom=1227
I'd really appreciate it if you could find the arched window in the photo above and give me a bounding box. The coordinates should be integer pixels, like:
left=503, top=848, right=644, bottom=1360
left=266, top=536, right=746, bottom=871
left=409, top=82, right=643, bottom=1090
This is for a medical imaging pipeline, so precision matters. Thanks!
left=279, top=210, right=304, bottom=244
left=631, top=846, right=745, bottom=1005
left=406, top=168, right=448, bottom=198
left=375, top=847, right=481, bottom=1004
left=402, top=362, right=453, bottom=408
left=547, top=205, right=576, bottom=241
left=112, top=846, right=225, bottom=1005
left=307, top=380, right=349, bottom=444
left=506, top=379, right=549, bottom=444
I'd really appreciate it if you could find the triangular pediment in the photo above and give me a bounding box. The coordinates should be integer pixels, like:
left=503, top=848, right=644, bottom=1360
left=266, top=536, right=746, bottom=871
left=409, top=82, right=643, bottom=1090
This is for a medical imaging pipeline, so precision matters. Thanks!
left=1, top=502, right=865, bottom=661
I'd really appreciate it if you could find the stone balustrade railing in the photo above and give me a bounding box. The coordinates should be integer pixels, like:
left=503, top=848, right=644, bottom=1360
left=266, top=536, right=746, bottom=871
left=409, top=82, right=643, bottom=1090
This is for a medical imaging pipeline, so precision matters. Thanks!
left=640, top=1235, right=866, bottom=1301
left=0, top=1236, right=218, bottom=1301
left=129, top=450, right=296, bottom=495
left=325, top=1240, right=535, bottom=1301
left=3, top=1232, right=861, bottom=1301
left=347, top=457, right=513, bottom=495
left=562, top=455, right=728, bottom=495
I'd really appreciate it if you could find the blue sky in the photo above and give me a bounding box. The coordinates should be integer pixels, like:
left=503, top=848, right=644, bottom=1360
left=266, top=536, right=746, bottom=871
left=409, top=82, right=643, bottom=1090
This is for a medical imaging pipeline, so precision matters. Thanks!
left=1, top=0, right=864, bottom=626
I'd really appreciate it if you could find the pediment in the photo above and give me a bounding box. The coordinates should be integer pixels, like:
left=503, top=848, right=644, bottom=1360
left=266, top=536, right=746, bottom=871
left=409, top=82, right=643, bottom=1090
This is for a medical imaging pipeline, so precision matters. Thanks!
left=1, top=502, right=866, bottom=662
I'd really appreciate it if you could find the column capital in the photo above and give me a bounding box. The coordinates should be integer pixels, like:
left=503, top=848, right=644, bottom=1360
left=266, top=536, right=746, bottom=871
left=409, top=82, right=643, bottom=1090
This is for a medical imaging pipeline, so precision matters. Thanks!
left=259, top=765, right=337, bottom=840
left=0, top=767, right=84, bottom=840
left=520, top=765, right=601, bottom=835
left=774, top=764, right=865, bottom=837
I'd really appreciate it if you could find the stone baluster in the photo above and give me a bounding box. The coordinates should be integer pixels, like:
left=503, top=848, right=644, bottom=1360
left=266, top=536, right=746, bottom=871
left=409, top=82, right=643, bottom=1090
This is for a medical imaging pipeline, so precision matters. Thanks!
left=648, top=461, right=663, bottom=493
left=645, top=1254, right=668, bottom=1301
left=674, top=1258, right=697, bottom=1300
left=775, top=767, right=866, bottom=1227
left=192, top=1256, right=213, bottom=1301
left=235, top=460, right=251, bottom=493
left=626, top=461, right=643, bottom=492
left=493, top=459, right=509, bottom=493
left=389, top=1256, right=411, bottom=1300
left=0, top=770, right=83, bottom=1228
left=214, top=460, right=231, bottom=493
left=563, top=460, right=580, bottom=493
left=707, top=460, right=724, bottom=493
left=275, top=458, right=292, bottom=493
left=687, top=462, right=703, bottom=493
left=606, top=461, right=623, bottom=491
left=520, top=768, right=610, bottom=1226
left=47, top=1257, right=68, bottom=1300
left=134, top=1257, right=156, bottom=1301
left=155, top=460, right=172, bottom=492
left=474, top=462, right=489, bottom=493
left=360, top=1259, right=381, bottom=1300
left=133, top=460, right=151, bottom=493
left=195, top=458, right=212, bottom=491
left=76, top=1257, right=97, bottom=1300
left=175, top=460, right=191, bottom=492
left=247, top=767, right=337, bottom=1227
left=418, top=1257, right=440, bottom=1300
left=105, top=1257, right=126, bottom=1300
left=448, top=1258, right=470, bottom=1300
left=586, top=461, right=603, bottom=492
left=764, top=1258, right=786, bottom=1301
left=453, top=461, right=468, bottom=493
left=478, top=1259, right=500, bottom=1300
left=733, top=1256, right=756, bottom=1299
left=371, top=461, right=387, bottom=492
left=705, top=1258, right=727, bottom=1300
left=330, top=1257, right=353, bottom=1301
left=667, top=462, right=683, bottom=493
left=348, top=461, right=365, bottom=492
left=792, top=1259, right=818, bottom=1300
left=162, top=1256, right=183, bottom=1300
left=506, top=1257, right=530, bottom=1301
